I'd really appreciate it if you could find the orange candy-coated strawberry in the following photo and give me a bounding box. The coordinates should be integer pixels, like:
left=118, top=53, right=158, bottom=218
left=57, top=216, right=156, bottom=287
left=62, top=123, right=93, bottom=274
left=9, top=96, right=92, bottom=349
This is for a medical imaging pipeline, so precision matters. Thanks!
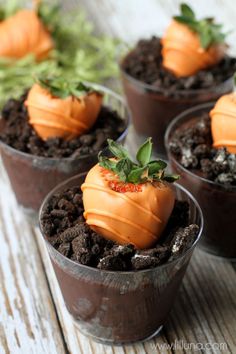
left=81, top=164, right=175, bottom=249
left=210, top=93, right=236, bottom=153
left=25, top=83, right=103, bottom=140
left=162, top=20, right=226, bottom=77
left=0, top=10, right=53, bottom=60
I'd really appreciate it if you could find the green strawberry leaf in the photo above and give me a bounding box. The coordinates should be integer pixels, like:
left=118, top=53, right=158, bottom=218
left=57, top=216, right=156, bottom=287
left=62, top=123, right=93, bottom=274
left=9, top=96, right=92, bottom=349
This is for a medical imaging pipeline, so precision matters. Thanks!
left=98, top=154, right=117, bottom=172
left=116, top=158, right=133, bottom=180
left=127, top=166, right=147, bottom=184
left=98, top=139, right=179, bottom=185
left=148, top=160, right=167, bottom=175
left=199, top=30, right=211, bottom=49
left=37, top=76, right=95, bottom=99
left=162, top=174, right=180, bottom=183
left=174, top=3, right=227, bottom=49
left=173, top=15, right=191, bottom=25
left=107, top=139, right=129, bottom=159
left=181, top=3, right=195, bottom=19
left=136, top=138, right=153, bottom=166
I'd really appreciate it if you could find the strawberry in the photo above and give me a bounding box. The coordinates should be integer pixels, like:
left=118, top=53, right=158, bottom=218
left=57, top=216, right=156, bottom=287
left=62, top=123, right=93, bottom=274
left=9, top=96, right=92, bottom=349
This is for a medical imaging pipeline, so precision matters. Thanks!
left=81, top=138, right=179, bottom=249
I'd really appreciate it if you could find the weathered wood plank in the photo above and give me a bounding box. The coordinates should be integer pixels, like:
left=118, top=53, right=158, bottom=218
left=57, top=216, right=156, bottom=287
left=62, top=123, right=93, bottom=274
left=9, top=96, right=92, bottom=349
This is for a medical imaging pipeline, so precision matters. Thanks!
left=0, top=166, right=66, bottom=354
left=0, top=1, right=236, bottom=353
left=166, top=251, right=236, bottom=353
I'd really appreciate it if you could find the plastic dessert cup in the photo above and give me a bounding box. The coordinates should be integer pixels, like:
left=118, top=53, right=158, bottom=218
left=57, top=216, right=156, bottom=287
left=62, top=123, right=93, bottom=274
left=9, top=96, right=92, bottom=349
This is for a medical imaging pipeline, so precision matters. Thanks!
left=0, top=84, right=130, bottom=214
left=39, top=173, right=203, bottom=345
left=165, top=102, right=236, bottom=259
left=120, top=62, right=234, bottom=158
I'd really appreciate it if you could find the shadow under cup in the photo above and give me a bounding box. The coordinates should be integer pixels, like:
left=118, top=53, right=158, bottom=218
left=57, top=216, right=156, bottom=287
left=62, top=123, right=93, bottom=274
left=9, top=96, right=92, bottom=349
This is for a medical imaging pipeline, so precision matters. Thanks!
left=0, top=85, right=129, bottom=214
left=39, top=173, right=203, bottom=345
left=120, top=62, right=233, bottom=158
left=165, top=103, right=236, bottom=259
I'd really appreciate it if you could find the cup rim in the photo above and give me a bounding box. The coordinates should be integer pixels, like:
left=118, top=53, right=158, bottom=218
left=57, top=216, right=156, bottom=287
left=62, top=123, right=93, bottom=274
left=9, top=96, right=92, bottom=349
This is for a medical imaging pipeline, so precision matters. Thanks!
left=164, top=101, right=236, bottom=191
left=119, top=54, right=234, bottom=97
left=38, top=172, right=204, bottom=275
left=0, top=82, right=130, bottom=162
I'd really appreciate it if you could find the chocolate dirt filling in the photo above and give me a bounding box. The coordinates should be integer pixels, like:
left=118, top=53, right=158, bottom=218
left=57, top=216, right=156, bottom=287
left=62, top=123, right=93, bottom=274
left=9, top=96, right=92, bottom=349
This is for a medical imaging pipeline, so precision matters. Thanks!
left=0, top=92, right=126, bottom=158
left=168, top=112, right=236, bottom=258
left=40, top=180, right=201, bottom=343
left=41, top=186, right=199, bottom=271
left=122, top=37, right=236, bottom=94
left=120, top=37, right=236, bottom=157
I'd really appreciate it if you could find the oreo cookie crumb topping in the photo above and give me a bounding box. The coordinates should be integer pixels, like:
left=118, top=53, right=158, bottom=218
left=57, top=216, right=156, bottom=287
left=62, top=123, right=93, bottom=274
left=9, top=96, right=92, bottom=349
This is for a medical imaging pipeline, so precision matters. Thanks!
left=131, top=255, right=161, bottom=270
left=0, top=93, right=126, bottom=158
left=170, top=224, right=199, bottom=261
left=169, top=114, right=236, bottom=186
left=41, top=187, right=199, bottom=271
left=121, top=37, right=236, bottom=96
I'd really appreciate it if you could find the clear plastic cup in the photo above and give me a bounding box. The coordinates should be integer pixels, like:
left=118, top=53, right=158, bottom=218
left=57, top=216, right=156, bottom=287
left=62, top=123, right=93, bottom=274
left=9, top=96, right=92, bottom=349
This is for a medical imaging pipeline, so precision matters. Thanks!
left=0, top=84, right=130, bottom=214
left=39, top=173, right=203, bottom=345
left=165, top=102, right=236, bottom=259
left=120, top=58, right=234, bottom=158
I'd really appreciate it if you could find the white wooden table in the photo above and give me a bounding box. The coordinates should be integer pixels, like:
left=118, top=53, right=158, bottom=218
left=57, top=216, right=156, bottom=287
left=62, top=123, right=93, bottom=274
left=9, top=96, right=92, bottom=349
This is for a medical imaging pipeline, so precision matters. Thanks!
left=1, top=1, right=236, bottom=353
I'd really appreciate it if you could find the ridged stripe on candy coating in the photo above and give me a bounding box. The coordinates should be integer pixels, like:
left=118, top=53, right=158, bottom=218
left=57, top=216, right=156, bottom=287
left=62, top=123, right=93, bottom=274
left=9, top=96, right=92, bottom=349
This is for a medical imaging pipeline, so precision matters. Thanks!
left=84, top=208, right=158, bottom=240
left=210, top=109, right=236, bottom=119
left=25, top=102, right=88, bottom=130
left=28, top=120, right=81, bottom=133
left=213, top=140, right=236, bottom=147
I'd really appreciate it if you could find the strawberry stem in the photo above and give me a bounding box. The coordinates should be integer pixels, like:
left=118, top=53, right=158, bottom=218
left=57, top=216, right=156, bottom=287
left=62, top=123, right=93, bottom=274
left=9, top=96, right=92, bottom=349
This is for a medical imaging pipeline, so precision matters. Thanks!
left=98, top=138, right=179, bottom=184
left=174, top=3, right=227, bottom=49
left=36, top=76, right=99, bottom=99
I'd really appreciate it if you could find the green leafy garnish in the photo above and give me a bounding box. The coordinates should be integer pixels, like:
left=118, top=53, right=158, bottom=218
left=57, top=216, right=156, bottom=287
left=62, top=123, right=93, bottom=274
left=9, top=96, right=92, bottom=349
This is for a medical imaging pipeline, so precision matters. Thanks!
left=37, top=76, right=98, bottom=99
left=174, top=3, right=227, bottom=49
left=37, top=2, right=61, bottom=33
left=99, top=138, right=179, bottom=184
left=136, top=138, right=153, bottom=166
left=0, top=0, right=123, bottom=108
left=0, top=0, right=21, bottom=20
left=107, top=139, right=129, bottom=159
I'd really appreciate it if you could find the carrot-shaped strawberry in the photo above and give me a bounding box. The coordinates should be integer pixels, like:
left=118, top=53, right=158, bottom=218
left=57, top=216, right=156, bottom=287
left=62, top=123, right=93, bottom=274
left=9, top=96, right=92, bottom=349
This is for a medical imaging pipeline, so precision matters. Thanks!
left=161, top=3, right=227, bottom=77
left=210, top=78, right=236, bottom=153
left=24, top=77, right=103, bottom=140
left=82, top=139, right=179, bottom=249
left=0, top=7, right=53, bottom=60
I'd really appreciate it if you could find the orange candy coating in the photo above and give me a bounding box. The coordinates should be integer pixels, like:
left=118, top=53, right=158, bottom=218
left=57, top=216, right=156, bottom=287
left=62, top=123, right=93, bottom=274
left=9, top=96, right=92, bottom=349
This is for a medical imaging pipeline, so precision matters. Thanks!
left=0, top=10, right=53, bottom=60
left=210, top=93, right=236, bottom=154
left=81, top=164, right=175, bottom=249
left=25, top=84, right=103, bottom=140
left=161, top=20, right=226, bottom=77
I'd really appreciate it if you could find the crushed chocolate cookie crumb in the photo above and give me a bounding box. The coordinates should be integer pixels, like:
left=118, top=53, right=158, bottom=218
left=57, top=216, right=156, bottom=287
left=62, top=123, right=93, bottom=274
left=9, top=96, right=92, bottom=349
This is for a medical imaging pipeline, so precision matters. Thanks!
left=98, top=255, right=128, bottom=271
left=59, top=224, right=87, bottom=243
left=58, top=243, right=71, bottom=258
left=170, top=225, right=199, bottom=260
left=0, top=93, right=126, bottom=158
left=131, top=255, right=161, bottom=270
